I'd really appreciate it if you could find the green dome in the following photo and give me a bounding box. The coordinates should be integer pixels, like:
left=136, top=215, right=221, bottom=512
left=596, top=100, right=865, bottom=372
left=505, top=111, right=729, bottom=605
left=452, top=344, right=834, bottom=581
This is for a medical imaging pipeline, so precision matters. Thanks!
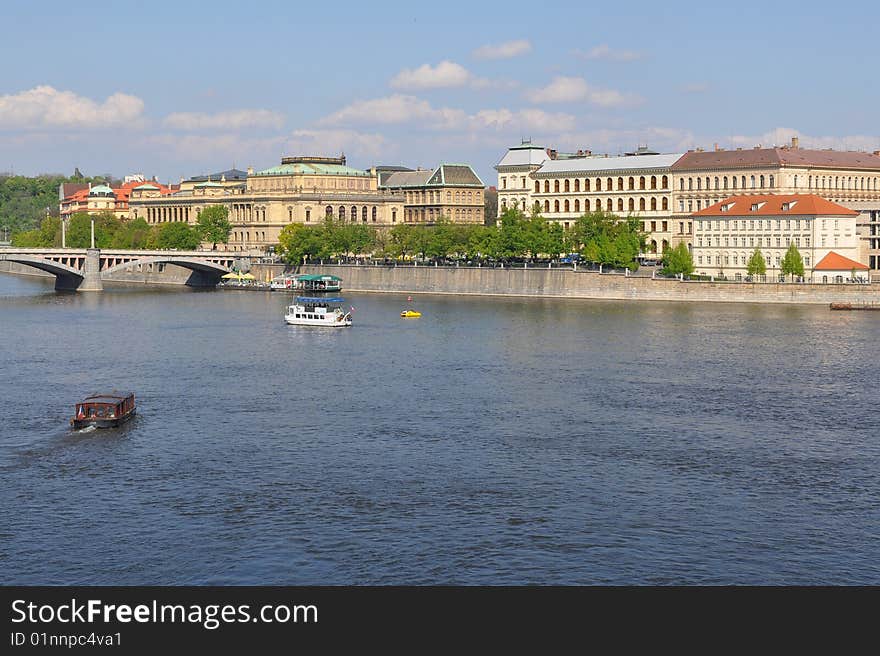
left=89, top=184, right=114, bottom=196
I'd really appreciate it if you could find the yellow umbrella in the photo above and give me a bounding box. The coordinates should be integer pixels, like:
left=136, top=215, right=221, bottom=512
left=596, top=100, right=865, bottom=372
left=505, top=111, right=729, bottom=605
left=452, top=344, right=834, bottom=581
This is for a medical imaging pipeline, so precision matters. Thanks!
left=239, top=273, right=256, bottom=280
left=221, top=272, right=243, bottom=279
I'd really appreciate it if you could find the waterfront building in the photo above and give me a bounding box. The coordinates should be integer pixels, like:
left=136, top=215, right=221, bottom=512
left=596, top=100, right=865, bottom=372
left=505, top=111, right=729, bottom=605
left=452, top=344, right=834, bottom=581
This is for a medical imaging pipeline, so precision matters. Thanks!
left=130, top=155, right=405, bottom=253
left=671, top=138, right=880, bottom=274
left=495, top=142, right=682, bottom=258
left=379, top=164, right=485, bottom=225
left=60, top=179, right=176, bottom=220
left=691, top=193, right=860, bottom=279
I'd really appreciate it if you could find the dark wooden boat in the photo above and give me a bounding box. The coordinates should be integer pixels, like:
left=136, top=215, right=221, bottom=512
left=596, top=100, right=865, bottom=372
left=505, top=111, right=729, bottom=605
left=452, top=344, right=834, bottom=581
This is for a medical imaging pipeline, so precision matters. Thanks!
left=71, top=392, right=136, bottom=429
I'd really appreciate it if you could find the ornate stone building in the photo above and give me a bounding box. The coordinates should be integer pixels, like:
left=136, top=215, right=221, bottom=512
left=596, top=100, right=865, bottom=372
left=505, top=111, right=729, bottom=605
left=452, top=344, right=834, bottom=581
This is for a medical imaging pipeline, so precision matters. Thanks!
left=671, top=139, right=880, bottom=274
left=495, top=143, right=681, bottom=258
left=130, top=156, right=404, bottom=253
left=380, top=164, right=485, bottom=224
left=691, top=194, right=861, bottom=279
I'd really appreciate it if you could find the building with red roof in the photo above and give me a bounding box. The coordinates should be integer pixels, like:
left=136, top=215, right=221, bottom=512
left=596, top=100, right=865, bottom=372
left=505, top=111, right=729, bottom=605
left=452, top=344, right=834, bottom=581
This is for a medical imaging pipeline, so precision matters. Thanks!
left=60, top=178, right=176, bottom=220
left=691, top=193, right=863, bottom=280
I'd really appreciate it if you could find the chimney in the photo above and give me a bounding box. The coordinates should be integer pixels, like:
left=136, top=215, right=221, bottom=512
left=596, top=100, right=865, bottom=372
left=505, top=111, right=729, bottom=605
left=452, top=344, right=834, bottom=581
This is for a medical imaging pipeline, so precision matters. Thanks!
left=714, top=142, right=719, bottom=151
left=874, top=150, right=880, bottom=156
left=247, top=166, right=254, bottom=175
left=791, top=136, right=799, bottom=150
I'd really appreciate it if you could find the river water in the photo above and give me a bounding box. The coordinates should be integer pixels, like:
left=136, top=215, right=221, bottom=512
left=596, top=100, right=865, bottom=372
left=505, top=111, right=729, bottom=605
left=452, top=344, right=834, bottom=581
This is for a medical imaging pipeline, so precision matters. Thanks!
left=1, top=273, right=878, bottom=584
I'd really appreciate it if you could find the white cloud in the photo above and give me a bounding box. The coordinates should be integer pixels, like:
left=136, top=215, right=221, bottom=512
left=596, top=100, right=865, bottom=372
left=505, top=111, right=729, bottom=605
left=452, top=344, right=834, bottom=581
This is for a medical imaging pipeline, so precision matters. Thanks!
left=319, top=94, right=467, bottom=129
left=285, top=129, right=388, bottom=158
left=725, top=127, right=880, bottom=152
left=163, top=109, right=284, bottom=131
left=0, top=85, right=144, bottom=129
left=525, top=76, right=641, bottom=107
left=574, top=44, right=642, bottom=62
left=390, top=61, right=488, bottom=90
left=473, top=39, right=532, bottom=60
left=318, top=94, right=575, bottom=135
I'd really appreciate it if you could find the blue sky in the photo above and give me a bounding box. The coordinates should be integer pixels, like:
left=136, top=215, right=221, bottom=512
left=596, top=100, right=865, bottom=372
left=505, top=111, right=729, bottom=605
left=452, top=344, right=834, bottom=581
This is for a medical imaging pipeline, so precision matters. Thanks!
left=1, top=0, right=878, bottom=185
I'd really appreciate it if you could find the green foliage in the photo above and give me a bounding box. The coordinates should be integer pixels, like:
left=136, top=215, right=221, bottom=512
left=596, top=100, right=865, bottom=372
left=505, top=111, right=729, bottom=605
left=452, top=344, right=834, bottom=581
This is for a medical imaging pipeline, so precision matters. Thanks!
left=153, top=221, right=200, bottom=250
left=570, top=211, right=644, bottom=270
left=63, top=212, right=121, bottom=248
left=10, top=215, right=61, bottom=247
left=746, top=248, right=767, bottom=276
left=196, top=205, right=231, bottom=248
left=780, top=243, right=805, bottom=278
left=112, top=218, right=152, bottom=249
left=661, top=242, right=694, bottom=276
left=0, top=173, right=104, bottom=235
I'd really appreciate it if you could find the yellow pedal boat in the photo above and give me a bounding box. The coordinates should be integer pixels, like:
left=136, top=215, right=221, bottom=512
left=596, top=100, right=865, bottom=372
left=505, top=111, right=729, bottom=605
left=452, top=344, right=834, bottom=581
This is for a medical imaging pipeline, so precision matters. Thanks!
left=401, top=310, right=421, bottom=318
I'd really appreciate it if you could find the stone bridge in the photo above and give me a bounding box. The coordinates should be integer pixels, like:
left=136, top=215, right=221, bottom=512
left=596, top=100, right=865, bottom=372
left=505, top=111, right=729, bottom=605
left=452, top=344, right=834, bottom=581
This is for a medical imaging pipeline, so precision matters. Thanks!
left=0, top=248, right=235, bottom=291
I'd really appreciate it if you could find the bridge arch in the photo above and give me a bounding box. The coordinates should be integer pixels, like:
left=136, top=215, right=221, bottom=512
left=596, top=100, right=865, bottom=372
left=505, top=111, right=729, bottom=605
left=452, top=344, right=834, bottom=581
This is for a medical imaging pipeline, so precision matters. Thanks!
left=101, top=256, right=232, bottom=276
left=0, top=254, right=84, bottom=290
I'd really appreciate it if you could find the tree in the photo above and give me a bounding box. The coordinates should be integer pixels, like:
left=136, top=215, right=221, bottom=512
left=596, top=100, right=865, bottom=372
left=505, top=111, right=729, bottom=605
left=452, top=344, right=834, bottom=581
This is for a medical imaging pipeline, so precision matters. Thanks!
left=746, top=248, right=767, bottom=276
left=196, top=205, right=231, bottom=250
left=661, top=242, right=694, bottom=276
left=64, top=212, right=121, bottom=248
left=278, top=223, right=324, bottom=265
left=153, top=221, right=200, bottom=250
left=780, top=243, right=805, bottom=279
left=112, top=218, right=152, bottom=249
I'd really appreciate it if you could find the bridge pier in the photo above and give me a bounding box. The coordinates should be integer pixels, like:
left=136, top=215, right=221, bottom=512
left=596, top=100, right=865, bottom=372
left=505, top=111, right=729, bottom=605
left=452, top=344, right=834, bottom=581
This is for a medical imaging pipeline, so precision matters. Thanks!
left=79, top=248, right=103, bottom=292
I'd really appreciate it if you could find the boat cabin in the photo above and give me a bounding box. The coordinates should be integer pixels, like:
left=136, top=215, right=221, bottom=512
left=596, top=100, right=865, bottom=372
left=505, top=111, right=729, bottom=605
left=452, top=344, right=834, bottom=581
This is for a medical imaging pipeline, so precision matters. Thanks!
left=295, top=274, right=342, bottom=292
left=72, top=392, right=136, bottom=428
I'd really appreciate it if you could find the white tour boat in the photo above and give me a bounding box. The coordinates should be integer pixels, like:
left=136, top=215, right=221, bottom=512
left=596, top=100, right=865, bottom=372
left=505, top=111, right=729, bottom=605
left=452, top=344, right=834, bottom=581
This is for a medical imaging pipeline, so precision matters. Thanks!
left=284, top=297, right=353, bottom=327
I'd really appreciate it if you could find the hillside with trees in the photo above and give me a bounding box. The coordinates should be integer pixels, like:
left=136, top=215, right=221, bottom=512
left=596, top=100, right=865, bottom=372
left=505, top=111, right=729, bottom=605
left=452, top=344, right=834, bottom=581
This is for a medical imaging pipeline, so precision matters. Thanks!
left=0, top=172, right=107, bottom=238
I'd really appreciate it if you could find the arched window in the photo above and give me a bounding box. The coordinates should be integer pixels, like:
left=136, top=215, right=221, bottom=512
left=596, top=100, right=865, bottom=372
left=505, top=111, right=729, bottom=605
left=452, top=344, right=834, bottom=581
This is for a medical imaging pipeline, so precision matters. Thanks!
left=650, top=197, right=657, bottom=211
left=697, top=178, right=702, bottom=190
left=584, top=179, right=590, bottom=191
left=596, top=178, right=602, bottom=191
left=447, top=191, right=452, bottom=201
left=662, top=175, right=669, bottom=189
left=651, top=176, right=657, bottom=190
left=544, top=181, right=550, bottom=193
left=564, top=200, right=570, bottom=212
left=732, top=176, right=738, bottom=189
left=533, top=201, right=541, bottom=213
left=759, top=175, right=765, bottom=188
left=741, top=176, right=746, bottom=188
left=769, top=175, right=774, bottom=188
left=339, top=206, right=346, bottom=220
left=723, top=176, right=728, bottom=189
left=751, top=176, right=756, bottom=189
left=639, top=198, right=646, bottom=211
left=584, top=199, right=591, bottom=211
left=714, top=177, right=719, bottom=190
left=574, top=199, right=580, bottom=212
left=554, top=180, right=560, bottom=193
left=554, top=200, right=560, bottom=212
left=372, top=206, right=377, bottom=222
left=534, top=180, right=540, bottom=193
left=629, top=177, right=636, bottom=190
left=574, top=179, right=580, bottom=192
left=688, top=178, right=693, bottom=190
left=628, top=198, right=635, bottom=211
left=351, top=206, right=357, bottom=222
left=564, top=179, right=570, bottom=192
left=618, top=177, right=624, bottom=190
left=606, top=198, right=612, bottom=211
left=662, top=198, right=668, bottom=210
left=325, top=205, right=333, bottom=218
left=617, top=198, right=624, bottom=211
left=639, top=176, right=646, bottom=190
left=362, top=206, right=368, bottom=222
left=607, top=178, right=613, bottom=190
left=544, top=200, right=550, bottom=212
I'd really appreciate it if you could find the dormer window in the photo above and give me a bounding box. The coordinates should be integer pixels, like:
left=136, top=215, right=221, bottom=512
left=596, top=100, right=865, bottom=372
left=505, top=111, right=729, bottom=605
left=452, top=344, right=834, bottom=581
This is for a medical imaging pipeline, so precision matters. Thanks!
left=749, top=201, right=766, bottom=212
left=720, top=202, right=735, bottom=212
left=781, top=200, right=797, bottom=211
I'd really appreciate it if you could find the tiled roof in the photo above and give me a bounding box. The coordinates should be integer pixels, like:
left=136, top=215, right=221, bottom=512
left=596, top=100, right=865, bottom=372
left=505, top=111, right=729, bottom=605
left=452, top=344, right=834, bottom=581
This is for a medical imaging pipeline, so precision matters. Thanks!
left=672, top=148, right=880, bottom=171
left=693, top=194, right=858, bottom=217
left=437, top=164, right=484, bottom=186
left=186, top=168, right=249, bottom=182
left=496, top=144, right=548, bottom=168
left=382, top=170, right=433, bottom=188
left=535, top=152, right=683, bottom=175
left=813, top=251, right=869, bottom=271
left=253, top=162, right=370, bottom=177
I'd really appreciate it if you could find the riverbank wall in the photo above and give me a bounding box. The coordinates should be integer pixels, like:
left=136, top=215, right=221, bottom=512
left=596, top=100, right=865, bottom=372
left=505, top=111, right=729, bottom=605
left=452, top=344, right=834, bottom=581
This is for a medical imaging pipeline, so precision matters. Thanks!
left=295, top=264, right=880, bottom=305
left=4, top=259, right=879, bottom=304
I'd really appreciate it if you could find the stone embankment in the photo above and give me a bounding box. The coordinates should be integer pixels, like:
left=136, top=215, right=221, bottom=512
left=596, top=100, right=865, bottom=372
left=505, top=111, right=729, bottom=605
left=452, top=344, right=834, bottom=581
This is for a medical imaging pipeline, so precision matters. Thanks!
left=296, top=264, right=880, bottom=305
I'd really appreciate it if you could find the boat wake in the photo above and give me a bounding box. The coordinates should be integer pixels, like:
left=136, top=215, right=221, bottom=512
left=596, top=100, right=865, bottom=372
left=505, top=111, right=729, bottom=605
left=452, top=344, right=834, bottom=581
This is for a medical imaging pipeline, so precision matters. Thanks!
left=75, top=425, right=97, bottom=434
